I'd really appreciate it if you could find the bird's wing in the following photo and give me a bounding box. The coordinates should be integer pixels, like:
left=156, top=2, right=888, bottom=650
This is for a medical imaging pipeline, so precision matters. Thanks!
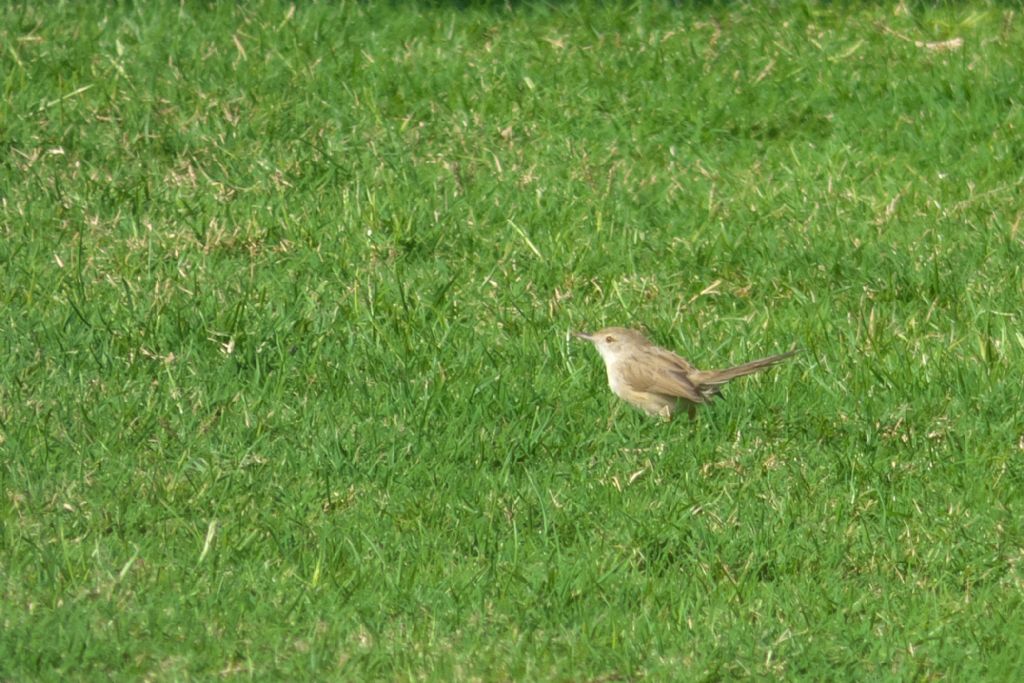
left=627, top=348, right=706, bottom=403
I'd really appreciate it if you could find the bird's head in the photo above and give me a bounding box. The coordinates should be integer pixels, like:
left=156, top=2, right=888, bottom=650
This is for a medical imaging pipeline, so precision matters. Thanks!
left=573, top=327, right=650, bottom=364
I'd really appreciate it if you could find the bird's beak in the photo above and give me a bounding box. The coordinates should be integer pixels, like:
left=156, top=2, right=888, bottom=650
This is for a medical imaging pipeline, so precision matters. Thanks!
left=573, top=331, right=593, bottom=342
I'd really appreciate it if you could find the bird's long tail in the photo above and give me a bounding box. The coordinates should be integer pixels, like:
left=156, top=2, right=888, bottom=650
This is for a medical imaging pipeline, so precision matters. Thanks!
left=691, top=350, right=798, bottom=398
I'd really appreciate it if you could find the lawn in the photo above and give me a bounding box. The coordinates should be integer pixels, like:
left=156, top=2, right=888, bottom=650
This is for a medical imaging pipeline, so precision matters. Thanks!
left=3, top=1, right=1023, bottom=679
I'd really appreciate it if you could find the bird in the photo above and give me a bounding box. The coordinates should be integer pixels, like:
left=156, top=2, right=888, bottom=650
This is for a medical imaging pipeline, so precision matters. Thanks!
left=574, top=326, right=797, bottom=419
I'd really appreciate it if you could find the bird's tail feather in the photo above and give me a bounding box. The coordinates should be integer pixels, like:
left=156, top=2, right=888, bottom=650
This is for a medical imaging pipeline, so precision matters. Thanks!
left=692, top=350, right=798, bottom=394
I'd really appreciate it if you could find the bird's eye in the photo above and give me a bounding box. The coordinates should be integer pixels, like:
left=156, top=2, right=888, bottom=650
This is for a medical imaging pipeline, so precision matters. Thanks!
left=605, top=335, right=614, bottom=343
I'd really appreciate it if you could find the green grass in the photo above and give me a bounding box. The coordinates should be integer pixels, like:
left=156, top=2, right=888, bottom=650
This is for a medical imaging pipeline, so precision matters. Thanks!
left=3, top=0, right=1024, bottom=679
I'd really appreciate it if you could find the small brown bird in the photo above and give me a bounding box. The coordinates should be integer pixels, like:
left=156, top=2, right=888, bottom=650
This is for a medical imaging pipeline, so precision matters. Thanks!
left=574, top=326, right=796, bottom=419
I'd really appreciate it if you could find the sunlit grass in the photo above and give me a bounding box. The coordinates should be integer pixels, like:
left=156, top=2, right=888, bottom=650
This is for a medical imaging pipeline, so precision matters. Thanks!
left=2, top=1, right=1023, bottom=679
